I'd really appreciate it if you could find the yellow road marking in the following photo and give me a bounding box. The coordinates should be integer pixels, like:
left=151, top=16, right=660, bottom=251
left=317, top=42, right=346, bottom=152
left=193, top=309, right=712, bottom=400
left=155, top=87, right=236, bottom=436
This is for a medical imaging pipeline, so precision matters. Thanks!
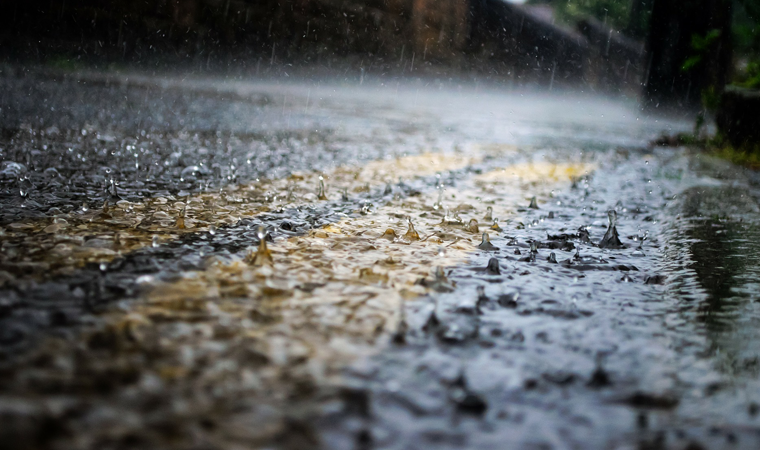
left=0, top=152, right=482, bottom=279
left=3, top=151, right=595, bottom=447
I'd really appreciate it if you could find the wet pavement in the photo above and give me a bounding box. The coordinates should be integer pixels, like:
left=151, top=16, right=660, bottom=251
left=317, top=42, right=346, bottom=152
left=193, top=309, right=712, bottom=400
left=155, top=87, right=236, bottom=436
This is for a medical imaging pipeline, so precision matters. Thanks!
left=2, top=66, right=760, bottom=450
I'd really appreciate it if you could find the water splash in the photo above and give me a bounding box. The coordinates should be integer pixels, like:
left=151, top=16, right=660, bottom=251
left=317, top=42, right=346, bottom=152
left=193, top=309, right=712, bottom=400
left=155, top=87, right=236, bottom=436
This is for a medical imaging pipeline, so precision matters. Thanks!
left=483, top=206, right=493, bottom=222
left=477, top=232, right=498, bottom=251
left=465, top=218, right=479, bottom=233
left=382, top=228, right=398, bottom=241
left=317, top=175, right=328, bottom=201
left=485, top=257, right=501, bottom=274
left=245, top=225, right=273, bottom=266
left=529, top=196, right=539, bottom=209
left=403, top=218, right=420, bottom=241
left=433, top=185, right=444, bottom=210
left=599, top=209, right=624, bottom=249
left=175, top=207, right=186, bottom=229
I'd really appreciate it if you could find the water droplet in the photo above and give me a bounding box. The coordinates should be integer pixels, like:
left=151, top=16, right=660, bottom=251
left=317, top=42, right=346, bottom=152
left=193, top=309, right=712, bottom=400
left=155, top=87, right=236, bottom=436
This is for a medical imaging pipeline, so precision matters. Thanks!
left=466, top=218, right=479, bottom=233
left=608, top=209, right=618, bottom=227
left=433, top=186, right=444, bottom=210
left=317, top=175, right=328, bottom=200
left=599, top=209, right=624, bottom=249
left=81, top=202, right=89, bottom=212
left=478, top=232, right=498, bottom=251
left=483, top=206, right=493, bottom=221
left=437, top=246, right=446, bottom=258
left=152, top=235, right=160, bottom=248
left=246, top=226, right=274, bottom=266
left=175, top=208, right=186, bottom=229
left=529, top=240, right=538, bottom=254
left=256, top=225, right=266, bottom=241
left=404, top=217, right=420, bottom=241
left=485, top=257, right=500, bottom=274
left=209, top=225, right=216, bottom=235
left=382, top=228, right=398, bottom=241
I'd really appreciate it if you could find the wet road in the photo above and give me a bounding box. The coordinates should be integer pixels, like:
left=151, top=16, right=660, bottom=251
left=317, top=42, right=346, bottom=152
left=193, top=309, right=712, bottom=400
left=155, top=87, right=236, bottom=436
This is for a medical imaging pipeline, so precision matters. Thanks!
left=2, top=66, right=760, bottom=450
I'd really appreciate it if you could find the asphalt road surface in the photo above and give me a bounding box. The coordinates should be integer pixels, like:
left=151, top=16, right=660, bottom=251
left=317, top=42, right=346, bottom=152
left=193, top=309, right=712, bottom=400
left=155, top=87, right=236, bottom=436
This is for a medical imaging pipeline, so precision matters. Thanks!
left=2, top=66, right=760, bottom=450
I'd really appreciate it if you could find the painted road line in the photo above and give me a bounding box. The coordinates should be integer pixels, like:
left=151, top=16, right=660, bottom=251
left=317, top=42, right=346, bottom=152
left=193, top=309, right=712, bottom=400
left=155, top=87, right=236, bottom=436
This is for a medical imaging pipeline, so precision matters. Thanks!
left=0, top=151, right=482, bottom=280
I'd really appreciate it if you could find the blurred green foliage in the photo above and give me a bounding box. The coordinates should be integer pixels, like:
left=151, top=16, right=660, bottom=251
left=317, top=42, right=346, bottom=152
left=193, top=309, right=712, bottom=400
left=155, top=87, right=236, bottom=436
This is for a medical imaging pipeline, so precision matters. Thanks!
left=734, top=0, right=760, bottom=87
left=527, top=0, right=651, bottom=37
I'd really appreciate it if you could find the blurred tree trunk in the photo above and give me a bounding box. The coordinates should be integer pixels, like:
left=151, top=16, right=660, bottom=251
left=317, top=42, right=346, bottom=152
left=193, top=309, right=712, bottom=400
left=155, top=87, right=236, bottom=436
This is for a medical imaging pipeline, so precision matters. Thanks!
left=642, top=0, right=732, bottom=113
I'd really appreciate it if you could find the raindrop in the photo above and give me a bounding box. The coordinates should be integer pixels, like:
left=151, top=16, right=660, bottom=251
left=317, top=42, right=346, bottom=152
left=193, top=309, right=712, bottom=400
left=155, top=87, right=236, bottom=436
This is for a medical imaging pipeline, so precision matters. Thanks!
left=209, top=225, right=216, bottom=235
left=382, top=228, right=397, bottom=241
left=175, top=207, right=186, bottom=229
left=404, top=217, right=420, bottom=241
left=18, top=175, right=33, bottom=199
left=429, top=266, right=454, bottom=292
left=478, top=232, right=498, bottom=251
left=485, top=257, right=501, bottom=274
left=246, top=225, right=274, bottom=266
left=465, top=218, right=479, bottom=233
left=433, top=185, right=444, bottom=210
left=317, top=175, right=328, bottom=200
left=599, top=209, right=624, bottom=249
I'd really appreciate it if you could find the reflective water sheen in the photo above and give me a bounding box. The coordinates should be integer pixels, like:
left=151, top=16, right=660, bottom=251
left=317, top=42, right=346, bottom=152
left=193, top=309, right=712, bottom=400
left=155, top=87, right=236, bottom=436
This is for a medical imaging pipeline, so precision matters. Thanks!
left=3, top=69, right=760, bottom=450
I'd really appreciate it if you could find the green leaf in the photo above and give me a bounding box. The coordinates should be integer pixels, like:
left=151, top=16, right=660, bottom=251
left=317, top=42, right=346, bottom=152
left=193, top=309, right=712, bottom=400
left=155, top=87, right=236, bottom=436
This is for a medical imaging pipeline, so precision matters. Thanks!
left=681, top=55, right=702, bottom=71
